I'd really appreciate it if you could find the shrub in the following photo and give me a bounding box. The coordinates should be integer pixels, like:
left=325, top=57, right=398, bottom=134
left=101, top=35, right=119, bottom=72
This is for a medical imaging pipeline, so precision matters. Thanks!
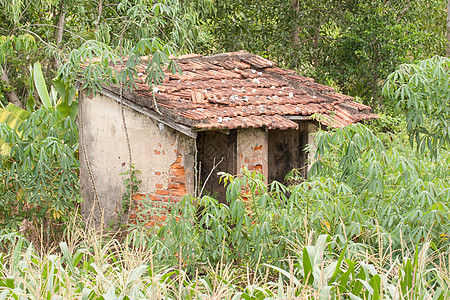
left=0, top=107, right=80, bottom=233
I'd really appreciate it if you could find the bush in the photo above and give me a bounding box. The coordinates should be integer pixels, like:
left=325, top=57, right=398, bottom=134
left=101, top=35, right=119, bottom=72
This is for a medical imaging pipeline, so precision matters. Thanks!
left=131, top=123, right=450, bottom=275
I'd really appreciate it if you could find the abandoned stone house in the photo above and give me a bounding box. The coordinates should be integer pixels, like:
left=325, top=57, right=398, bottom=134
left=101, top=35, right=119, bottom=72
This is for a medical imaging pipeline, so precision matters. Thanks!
left=80, top=51, right=377, bottom=222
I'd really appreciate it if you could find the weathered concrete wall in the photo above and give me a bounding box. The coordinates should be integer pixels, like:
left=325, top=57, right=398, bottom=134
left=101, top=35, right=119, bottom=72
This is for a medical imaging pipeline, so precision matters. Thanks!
left=306, top=122, right=319, bottom=170
left=79, top=92, right=195, bottom=224
left=237, top=128, right=268, bottom=181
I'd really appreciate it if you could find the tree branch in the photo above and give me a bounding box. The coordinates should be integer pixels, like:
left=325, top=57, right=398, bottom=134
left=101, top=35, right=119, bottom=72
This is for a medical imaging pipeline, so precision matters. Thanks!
left=199, top=157, right=223, bottom=197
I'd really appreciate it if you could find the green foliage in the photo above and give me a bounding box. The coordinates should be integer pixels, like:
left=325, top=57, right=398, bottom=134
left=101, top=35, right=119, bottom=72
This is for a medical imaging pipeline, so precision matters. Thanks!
left=0, top=1, right=449, bottom=298
left=383, top=56, right=450, bottom=156
left=158, top=169, right=309, bottom=271
left=264, top=236, right=448, bottom=299
left=58, top=36, right=180, bottom=97
left=0, top=107, right=80, bottom=228
left=200, top=0, right=446, bottom=106
left=1, top=0, right=210, bottom=106
left=0, top=35, right=36, bottom=65
left=0, top=103, right=29, bottom=131
left=125, top=123, right=450, bottom=283
left=120, top=164, right=142, bottom=214
left=309, top=123, right=450, bottom=250
left=0, top=103, right=30, bottom=157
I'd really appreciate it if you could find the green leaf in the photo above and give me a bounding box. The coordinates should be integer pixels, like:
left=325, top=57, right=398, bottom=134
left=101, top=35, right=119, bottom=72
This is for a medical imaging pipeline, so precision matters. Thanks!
left=26, top=93, right=36, bottom=112
left=33, top=62, right=51, bottom=108
left=5, top=276, right=14, bottom=289
left=369, top=274, right=381, bottom=300
left=302, top=247, right=314, bottom=285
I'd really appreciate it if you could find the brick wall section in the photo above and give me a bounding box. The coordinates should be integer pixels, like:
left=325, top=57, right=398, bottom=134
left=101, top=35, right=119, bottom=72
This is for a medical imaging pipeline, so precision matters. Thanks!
left=131, top=152, right=187, bottom=226
left=240, top=144, right=264, bottom=172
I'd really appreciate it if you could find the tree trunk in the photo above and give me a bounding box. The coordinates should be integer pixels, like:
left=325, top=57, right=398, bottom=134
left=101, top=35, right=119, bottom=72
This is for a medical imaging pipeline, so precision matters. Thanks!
left=447, top=0, right=450, bottom=56
left=54, top=0, right=65, bottom=47
left=95, top=0, right=104, bottom=31
left=291, top=0, right=300, bottom=47
left=371, top=42, right=380, bottom=111
left=0, top=64, right=23, bottom=108
left=313, top=22, right=320, bottom=70
left=291, top=0, right=300, bottom=68
left=53, top=0, right=66, bottom=69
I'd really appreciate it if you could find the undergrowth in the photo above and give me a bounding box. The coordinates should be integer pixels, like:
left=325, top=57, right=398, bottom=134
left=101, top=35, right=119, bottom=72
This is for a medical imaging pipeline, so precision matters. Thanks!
left=0, top=123, right=448, bottom=299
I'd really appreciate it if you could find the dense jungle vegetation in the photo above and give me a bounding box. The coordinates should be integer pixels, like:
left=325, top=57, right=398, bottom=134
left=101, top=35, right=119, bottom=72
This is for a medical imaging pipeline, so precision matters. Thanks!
left=0, top=0, right=449, bottom=298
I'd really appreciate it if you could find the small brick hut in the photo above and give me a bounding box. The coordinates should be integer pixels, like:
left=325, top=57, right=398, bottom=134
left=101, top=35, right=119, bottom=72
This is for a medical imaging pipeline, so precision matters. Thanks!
left=80, top=51, right=377, bottom=222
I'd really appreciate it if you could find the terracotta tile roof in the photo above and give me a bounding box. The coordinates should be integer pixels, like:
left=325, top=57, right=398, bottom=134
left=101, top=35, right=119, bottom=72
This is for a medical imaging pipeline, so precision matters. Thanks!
left=109, top=51, right=378, bottom=130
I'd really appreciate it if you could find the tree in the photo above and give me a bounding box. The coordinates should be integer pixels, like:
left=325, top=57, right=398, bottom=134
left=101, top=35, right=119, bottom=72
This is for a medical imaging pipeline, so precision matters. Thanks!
left=200, top=0, right=447, bottom=109
left=447, top=0, right=450, bottom=55
left=0, top=0, right=210, bottom=107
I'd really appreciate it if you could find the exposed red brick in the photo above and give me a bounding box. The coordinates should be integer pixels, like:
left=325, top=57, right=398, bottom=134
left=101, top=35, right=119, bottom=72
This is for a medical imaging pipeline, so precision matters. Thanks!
left=244, top=158, right=250, bottom=164
left=171, top=176, right=186, bottom=183
left=154, top=150, right=161, bottom=155
left=131, top=153, right=187, bottom=227
left=157, top=215, right=167, bottom=222
left=153, top=202, right=170, bottom=209
left=168, top=182, right=180, bottom=189
left=169, top=169, right=185, bottom=176
left=145, top=221, right=157, bottom=227
left=132, top=194, right=144, bottom=200
left=170, top=163, right=183, bottom=170
left=171, top=189, right=187, bottom=196
left=254, top=145, right=263, bottom=151
left=254, top=164, right=263, bottom=171
left=156, top=190, right=170, bottom=196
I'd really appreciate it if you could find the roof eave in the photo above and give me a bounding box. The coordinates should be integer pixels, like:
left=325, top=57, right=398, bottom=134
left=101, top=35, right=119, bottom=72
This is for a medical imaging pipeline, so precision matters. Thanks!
left=101, top=88, right=197, bottom=139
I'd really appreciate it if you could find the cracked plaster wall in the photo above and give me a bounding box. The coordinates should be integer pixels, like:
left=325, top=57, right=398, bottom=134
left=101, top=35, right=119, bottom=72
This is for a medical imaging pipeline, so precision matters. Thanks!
left=80, top=93, right=195, bottom=223
left=237, top=128, right=269, bottom=182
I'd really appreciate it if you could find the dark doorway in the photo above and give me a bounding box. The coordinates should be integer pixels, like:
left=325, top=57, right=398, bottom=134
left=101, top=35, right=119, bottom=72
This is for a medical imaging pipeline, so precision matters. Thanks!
left=197, top=130, right=237, bottom=202
left=268, top=129, right=308, bottom=183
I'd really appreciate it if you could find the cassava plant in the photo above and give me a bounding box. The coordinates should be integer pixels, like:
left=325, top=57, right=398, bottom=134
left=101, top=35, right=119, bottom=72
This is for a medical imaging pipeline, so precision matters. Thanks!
left=383, top=56, right=450, bottom=157
left=140, top=121, right=450, bottom=274
left=0, top=106, right=80, bottom=232
left=307, top=123, right=450, bottom=251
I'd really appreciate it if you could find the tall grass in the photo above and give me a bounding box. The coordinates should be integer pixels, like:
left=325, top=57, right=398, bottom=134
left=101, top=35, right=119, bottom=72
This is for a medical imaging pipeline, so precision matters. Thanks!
left=0, top=226, right=448, bottom=299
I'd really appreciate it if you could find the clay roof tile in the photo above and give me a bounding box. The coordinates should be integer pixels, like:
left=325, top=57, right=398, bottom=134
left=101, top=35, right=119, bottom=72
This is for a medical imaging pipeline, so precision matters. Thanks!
left=104, top=51, right=377, bottom=130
